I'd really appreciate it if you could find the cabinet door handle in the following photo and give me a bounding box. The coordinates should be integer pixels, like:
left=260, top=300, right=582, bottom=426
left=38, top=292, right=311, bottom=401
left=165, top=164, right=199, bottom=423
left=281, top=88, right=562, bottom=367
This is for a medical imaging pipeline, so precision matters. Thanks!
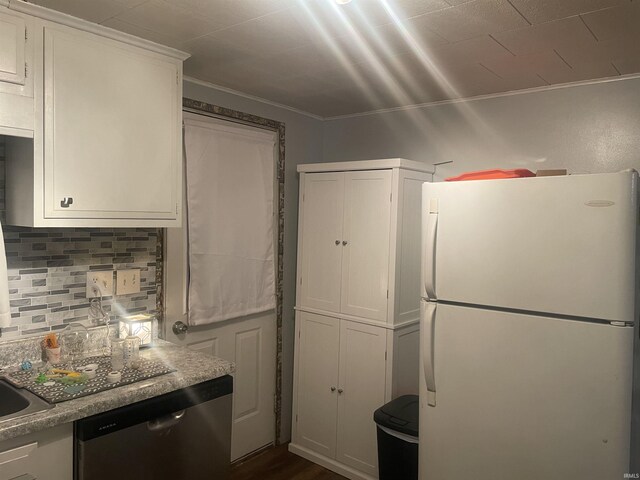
left=60, top=197, right=73, bottom=208
left=335, top=240, right=340, bottom=245
left=330, top=386, right=336, bottom=392
left=337, top=388, right=344, bottom=394
left=342, top=240, right=348, bottom=246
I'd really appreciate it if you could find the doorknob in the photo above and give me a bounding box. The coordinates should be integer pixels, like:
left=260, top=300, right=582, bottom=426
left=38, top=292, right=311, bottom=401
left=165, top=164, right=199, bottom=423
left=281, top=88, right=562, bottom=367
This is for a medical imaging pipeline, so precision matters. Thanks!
left=330, top=386, right=336, bottom=392
left=335, top=240, right=340, bottom=245
left=172, top=321, right=188, bottom=335
left=342, top=241, right=348, bottom=246
left=337, top=388, right=344, bottom=394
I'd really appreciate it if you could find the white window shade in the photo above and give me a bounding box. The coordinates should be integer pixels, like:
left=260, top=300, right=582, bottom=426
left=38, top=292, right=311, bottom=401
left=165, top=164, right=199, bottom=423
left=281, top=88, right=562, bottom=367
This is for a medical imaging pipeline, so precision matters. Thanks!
left=184, top=116, right=276, bottom=325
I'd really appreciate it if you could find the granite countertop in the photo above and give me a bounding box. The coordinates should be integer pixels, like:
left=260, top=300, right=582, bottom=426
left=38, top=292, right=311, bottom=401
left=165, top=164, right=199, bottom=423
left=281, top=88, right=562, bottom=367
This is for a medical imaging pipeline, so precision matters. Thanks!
left=0, top=340, right=234, bottom=442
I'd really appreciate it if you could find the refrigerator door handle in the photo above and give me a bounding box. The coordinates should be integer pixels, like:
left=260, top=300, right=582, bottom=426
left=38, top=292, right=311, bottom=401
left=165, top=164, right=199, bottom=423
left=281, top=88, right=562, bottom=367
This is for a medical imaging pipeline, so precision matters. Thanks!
left=424, top=201, right=438, bottom=299
left=423, top=302, right=437, bottom=406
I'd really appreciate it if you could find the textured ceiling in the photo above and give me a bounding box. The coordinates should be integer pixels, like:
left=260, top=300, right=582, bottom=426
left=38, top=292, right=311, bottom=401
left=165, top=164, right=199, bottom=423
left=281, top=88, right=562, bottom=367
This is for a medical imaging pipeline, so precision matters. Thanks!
left=28, top=0, right=640, bottom=117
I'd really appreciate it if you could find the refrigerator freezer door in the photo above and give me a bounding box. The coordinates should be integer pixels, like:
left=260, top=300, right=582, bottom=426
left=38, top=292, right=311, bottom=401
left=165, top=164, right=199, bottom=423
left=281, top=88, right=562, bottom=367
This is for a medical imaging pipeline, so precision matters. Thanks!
left=421, top=171, right=637, bottom=323
left=419, top=302, right=634, bottom=480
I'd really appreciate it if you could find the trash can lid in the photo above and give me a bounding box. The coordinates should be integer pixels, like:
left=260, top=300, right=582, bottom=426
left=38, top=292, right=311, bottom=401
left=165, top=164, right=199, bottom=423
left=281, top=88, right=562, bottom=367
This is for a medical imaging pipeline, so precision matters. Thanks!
left=373, top=394, right=419, bottom=438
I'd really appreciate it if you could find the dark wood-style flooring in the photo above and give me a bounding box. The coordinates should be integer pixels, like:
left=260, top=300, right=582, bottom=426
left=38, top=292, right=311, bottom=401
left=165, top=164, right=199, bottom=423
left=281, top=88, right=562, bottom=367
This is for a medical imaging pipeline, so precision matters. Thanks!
left=231, top=444, right=346, bottom=480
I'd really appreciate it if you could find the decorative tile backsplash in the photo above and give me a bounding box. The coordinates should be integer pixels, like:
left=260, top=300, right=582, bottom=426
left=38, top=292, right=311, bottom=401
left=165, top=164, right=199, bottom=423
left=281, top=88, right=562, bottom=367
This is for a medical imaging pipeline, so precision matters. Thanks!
left=0, top=139, right=161, bottom=341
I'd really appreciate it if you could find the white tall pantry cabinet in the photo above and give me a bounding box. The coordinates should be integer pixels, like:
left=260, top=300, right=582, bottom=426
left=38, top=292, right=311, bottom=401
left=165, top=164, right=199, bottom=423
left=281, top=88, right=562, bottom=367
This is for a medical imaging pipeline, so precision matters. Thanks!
left=290, top=159, right=433, bottom=480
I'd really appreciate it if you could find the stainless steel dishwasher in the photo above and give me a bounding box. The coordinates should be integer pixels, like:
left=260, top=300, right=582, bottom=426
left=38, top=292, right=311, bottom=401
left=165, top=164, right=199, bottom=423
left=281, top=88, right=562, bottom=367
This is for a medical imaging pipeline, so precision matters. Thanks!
left=74, top=375, right=232, bottom=480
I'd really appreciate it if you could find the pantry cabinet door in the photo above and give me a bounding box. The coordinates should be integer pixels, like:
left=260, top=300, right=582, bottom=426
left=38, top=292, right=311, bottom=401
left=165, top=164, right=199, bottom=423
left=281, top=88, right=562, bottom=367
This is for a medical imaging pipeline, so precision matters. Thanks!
left=336, top=320, right=387, bottom=476
left=42, top=24, right=181, bottom=221
left=340, top=170, right=392, bottom=322
left=0, top=11, right=25, bottom=86
left=295, top=312, right=340, bottom=459
left=298, top=173, right=344, bottom=313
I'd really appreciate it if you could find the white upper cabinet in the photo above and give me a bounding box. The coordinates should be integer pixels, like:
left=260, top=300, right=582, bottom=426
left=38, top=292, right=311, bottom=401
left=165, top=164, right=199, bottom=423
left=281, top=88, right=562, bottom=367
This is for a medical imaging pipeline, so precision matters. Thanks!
left=2, top=2, right=188, bottom=227
left=297, top=159, right=433, bottom=326
left=0, top=7, right=34, bottom=136
left=0, top=10, right=25, bottom=86
left=42, top=24, right=180, bottom=222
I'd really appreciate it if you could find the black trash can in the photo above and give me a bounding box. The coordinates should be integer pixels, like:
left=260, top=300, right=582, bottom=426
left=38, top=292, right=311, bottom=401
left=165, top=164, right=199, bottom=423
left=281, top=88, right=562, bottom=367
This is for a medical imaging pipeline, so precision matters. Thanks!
left=373, top=394, right=419, bottom=480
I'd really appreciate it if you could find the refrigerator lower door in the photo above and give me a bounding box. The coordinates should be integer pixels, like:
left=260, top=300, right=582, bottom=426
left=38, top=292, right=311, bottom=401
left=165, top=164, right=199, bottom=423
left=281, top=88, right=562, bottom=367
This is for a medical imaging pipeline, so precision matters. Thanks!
left=419, top=302, right=633, bottom=480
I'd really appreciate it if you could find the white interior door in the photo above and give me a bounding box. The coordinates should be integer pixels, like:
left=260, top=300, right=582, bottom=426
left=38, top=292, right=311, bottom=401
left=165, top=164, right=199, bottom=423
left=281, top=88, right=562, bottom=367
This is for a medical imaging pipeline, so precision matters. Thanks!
left=422, top=171, right=637, bottom=322
left=336, top=320, right=387, bottom=476
left=299, top=173, right=344, bottom=313
left=341, top=170, right=392, bottom=321
left=226, top=313, right=277, bottom=461
left=164, top=115, right=278, bottom=461
left=295, top=311, right=340, bottom=459
left=172, top=315, right=276, bottom=461
left=420, top=302, right=634, bottom=480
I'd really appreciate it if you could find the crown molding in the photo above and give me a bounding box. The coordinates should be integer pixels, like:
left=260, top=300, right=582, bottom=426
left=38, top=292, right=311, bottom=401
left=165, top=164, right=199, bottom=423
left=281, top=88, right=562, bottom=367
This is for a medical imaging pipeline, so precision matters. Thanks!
left=183, top=76, right=324, bottom=121
left=324, top=72, right=640, bottom=121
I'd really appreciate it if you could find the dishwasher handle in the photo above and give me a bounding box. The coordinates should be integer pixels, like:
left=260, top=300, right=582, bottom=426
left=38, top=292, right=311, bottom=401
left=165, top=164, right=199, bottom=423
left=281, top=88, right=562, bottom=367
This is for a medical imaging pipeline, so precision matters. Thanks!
left=147, top=410, right=186, bottom=432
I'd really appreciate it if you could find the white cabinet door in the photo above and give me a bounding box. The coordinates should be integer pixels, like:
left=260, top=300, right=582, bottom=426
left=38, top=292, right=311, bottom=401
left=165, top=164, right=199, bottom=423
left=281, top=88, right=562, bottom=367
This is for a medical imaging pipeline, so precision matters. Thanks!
left=0, top=423, right=72, bottom=480
left=299, top=173, right=344, bottom=313
left=341, top=170, right=392, bottom=321
left=295, top=311, right=340, bottom=458
left=0, top=11, right=25, bottom=86
left=0, top=8, right=32, bottom=136
left=336, top=320, right=387, bottom=476
left=42, top=24, right=181, bottom=221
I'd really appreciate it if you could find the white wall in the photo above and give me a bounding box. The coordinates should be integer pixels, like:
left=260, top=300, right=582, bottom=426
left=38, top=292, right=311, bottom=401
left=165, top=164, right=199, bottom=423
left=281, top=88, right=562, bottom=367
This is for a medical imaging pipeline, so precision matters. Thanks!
left=322, top=77, right=640, bottom=179
left=182, top=79, right=324, bottom=443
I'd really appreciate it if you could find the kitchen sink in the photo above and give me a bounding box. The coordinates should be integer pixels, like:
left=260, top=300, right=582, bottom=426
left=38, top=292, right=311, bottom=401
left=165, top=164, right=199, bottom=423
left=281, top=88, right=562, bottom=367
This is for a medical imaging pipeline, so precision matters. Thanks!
left=0, top=379, right=53, bottom=423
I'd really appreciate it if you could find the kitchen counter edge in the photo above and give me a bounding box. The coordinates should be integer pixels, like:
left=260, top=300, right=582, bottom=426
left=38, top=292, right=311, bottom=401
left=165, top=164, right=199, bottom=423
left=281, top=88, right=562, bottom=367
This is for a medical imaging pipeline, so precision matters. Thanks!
left=0, top=340, right=234, bottom=442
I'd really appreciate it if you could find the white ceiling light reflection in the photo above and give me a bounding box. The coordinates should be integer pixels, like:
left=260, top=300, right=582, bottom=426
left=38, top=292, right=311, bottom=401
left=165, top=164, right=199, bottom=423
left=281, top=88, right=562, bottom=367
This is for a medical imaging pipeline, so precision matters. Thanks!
left=297, top=0, right=531, bottom=165
left=299, top=0, right=418, bottom=111
left=296, top=1, right=380, bottom=110
left=375, top=0, right=524, bottom=158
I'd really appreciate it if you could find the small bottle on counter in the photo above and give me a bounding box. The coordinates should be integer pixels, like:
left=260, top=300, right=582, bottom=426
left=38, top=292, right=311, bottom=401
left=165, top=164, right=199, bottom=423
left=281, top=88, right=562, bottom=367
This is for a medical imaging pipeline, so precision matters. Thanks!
left=124, top=335, right=141, bottom=369
left=110, top=338, right=125, bottom=371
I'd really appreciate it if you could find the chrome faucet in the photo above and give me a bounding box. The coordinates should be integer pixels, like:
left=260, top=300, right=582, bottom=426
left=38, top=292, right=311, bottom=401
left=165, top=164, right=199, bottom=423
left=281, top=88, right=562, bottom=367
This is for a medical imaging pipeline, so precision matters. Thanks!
left=88, top=286, right=112, bottom=356
left=88, top=286, right=110, bottom=326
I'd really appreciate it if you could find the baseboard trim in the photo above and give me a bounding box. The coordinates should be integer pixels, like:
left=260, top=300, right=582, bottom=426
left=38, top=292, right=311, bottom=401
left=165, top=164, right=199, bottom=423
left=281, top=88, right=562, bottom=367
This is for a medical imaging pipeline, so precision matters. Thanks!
left=288, top=443, right=377, bottom=480
left=231, top=443, right=275, bottom=466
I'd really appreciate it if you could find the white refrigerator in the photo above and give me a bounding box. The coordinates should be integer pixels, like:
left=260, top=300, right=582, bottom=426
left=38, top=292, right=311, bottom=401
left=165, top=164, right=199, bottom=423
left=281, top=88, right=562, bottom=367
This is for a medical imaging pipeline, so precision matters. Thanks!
left=420, top=171, right=638, bottom=480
